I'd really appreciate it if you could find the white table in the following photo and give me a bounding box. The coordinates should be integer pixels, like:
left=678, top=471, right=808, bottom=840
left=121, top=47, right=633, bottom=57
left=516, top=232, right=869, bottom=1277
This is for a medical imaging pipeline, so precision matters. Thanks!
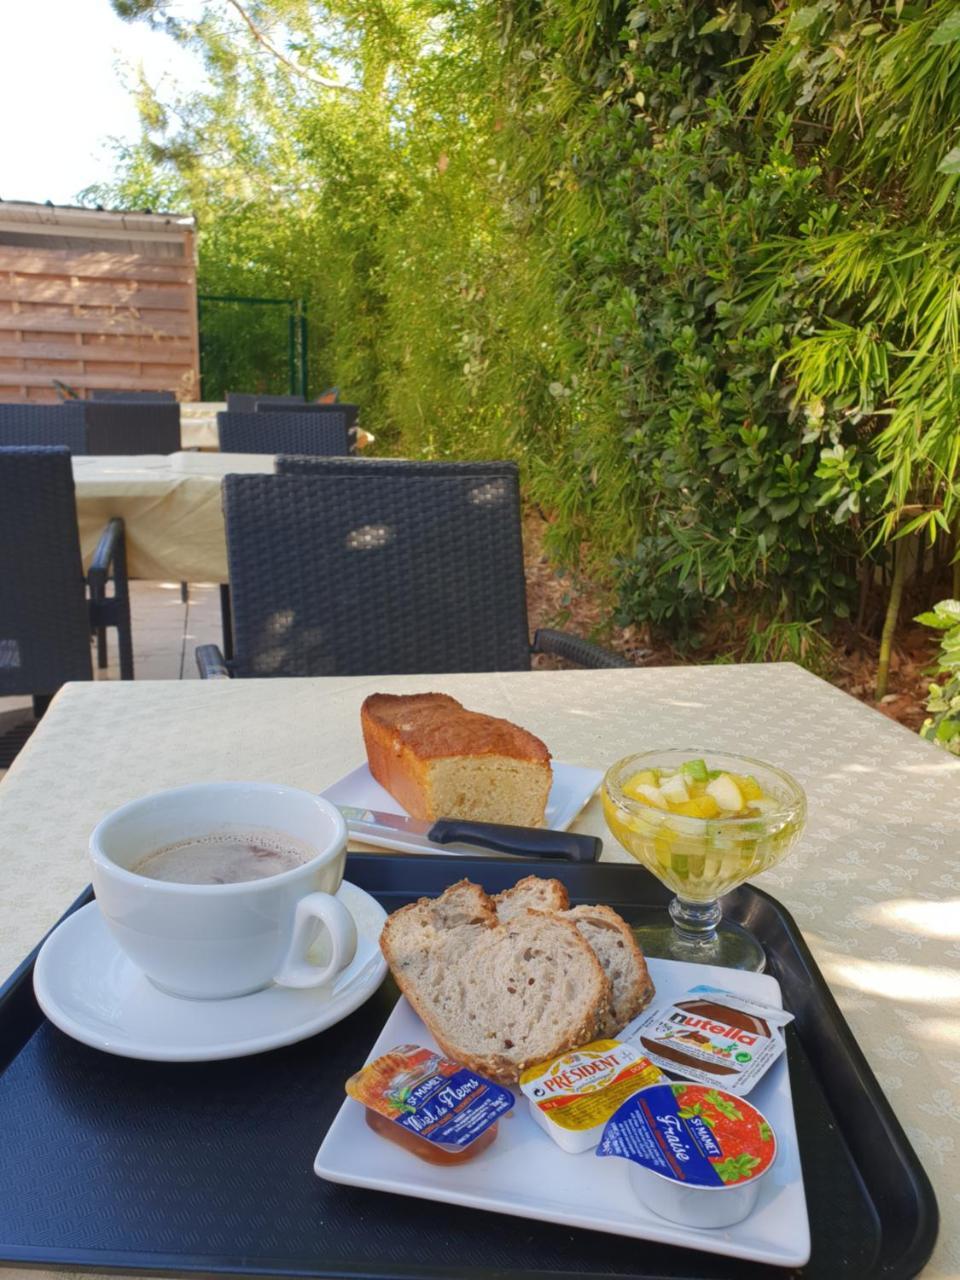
left=0, top=664, right=956, bottom=1277
left=71, top=451, right=275, bottom=582
left=179, top=400, right=223, bottom=451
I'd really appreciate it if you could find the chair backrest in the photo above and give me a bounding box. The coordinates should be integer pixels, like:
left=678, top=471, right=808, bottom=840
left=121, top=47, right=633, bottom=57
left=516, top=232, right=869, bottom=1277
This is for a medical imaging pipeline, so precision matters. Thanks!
left=227, top=393, right=309, bottom=413
left=226, top=392, right=258, bottom=414
left=222, top=469, right=532, bottom=676
left=276, top=457, right=516, bottom=478
left=0, top=447, right=93, bottom=696
left=217, top=410, right=349, bottom=456
left=89, top=390, right=177, bottom=402
left=0, top=404, right=88, bottom=454
left=81, top=402, right=181, bottom=455
left=256, top=401, right=359, bottom=429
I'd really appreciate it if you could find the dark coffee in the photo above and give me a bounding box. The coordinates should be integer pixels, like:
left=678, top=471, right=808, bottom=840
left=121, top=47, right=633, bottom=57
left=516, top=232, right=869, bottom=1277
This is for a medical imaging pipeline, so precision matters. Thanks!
left=131, top=828, right=313, bottom=885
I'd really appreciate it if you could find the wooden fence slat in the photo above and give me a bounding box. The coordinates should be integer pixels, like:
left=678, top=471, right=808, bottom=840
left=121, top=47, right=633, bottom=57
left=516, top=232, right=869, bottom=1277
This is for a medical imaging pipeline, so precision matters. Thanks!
left=0, top=311, right=193, bottom=338
left=0, top=339, right=193, bottom=364
left=0, top=278, right=192, bottom=310
left=0, top=370, right=194, bottom=391
left=0, top=247, right=193, bottom=282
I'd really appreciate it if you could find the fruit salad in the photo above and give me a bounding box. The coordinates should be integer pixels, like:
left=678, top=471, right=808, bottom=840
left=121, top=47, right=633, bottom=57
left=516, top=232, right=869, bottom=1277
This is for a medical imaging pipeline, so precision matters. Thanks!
left=621, top=760, right=774, bottom=821
left=602, top=752, right=805, bottom=903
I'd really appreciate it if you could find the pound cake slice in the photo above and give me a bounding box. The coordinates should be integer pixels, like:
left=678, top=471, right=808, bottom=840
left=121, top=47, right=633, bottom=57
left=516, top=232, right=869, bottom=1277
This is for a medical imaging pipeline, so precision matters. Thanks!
left=361, top=692, right=552, bottom=825
left=380, top=879, right=610, bottom=1083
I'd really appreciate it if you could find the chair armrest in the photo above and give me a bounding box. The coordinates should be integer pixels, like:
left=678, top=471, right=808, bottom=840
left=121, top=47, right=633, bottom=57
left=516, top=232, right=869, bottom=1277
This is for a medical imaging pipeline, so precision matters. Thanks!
left=532, top=628, right=632, bottom=669
left=87, top=517, right=125, bottom=594
left=196, top=644, right=232, bottom=679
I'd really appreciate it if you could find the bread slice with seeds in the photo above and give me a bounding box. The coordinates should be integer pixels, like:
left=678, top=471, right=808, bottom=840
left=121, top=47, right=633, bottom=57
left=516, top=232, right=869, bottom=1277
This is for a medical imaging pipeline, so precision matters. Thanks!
left=563, top=903, right=655, bottom=1036
left=493, top=877, right=655, bottom=1035
left=380, top=880, right=611, bottom=1083
left=493, top=875, right=569, bottom=921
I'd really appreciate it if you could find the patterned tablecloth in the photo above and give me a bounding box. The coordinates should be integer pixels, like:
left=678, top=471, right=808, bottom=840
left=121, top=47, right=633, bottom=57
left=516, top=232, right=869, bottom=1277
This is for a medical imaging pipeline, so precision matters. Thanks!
left=71, top=451, right=275, bottom=582
left=0, top=664, right=955, bottom=1277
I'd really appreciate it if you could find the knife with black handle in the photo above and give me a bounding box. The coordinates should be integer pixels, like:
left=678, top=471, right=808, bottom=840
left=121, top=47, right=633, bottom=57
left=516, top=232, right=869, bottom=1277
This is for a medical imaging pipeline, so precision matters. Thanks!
left=338, top=806, right=602, bottom=862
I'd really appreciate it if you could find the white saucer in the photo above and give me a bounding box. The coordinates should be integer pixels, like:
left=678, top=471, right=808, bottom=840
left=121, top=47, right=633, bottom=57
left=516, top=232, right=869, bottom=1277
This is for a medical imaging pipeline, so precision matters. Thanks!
left=33, top=881, right=387, bottom=1062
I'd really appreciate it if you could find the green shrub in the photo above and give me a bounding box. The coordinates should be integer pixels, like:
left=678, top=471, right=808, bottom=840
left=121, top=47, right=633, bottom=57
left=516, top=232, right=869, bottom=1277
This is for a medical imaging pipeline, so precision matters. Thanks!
left=917, top=600, right=960, bottom=753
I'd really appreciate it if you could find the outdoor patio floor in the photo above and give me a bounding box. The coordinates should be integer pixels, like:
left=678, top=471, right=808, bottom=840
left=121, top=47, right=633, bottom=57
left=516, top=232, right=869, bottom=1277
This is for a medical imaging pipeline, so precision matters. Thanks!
left=0, top=581, right=224, bottom=779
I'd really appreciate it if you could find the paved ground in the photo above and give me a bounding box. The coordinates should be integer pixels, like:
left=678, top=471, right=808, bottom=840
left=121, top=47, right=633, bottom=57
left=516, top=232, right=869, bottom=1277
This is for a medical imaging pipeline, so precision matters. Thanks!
left=0, top=581, right=224, bottom=778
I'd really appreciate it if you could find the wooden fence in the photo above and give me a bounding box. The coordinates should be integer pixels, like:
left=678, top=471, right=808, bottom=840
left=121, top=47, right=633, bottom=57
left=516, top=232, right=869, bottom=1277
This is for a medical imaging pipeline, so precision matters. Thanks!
left=0, top=205, right=200, bottom=402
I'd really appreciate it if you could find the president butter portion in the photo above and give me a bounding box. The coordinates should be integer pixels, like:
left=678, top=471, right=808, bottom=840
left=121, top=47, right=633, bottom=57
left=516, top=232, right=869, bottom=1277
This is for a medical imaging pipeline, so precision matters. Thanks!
left=621, top=987, right=794, bottom=1096
left=520, top=1039, right=662, bottom=1153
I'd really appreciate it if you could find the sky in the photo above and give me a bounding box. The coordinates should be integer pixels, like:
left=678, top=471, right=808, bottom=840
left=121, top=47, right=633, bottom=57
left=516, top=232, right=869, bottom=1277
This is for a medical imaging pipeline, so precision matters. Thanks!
left=0, top=0, right=206, bottom=207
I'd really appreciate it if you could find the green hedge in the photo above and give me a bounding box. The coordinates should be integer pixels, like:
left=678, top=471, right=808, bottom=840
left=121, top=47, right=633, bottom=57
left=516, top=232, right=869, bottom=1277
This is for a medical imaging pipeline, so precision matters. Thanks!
left=98, top=0, right=960, bottom=675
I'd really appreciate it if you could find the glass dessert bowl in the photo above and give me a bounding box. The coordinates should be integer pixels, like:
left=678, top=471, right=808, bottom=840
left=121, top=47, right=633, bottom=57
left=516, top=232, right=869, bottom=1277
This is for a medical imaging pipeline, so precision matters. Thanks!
left=602, top=749, right=806, bottom=971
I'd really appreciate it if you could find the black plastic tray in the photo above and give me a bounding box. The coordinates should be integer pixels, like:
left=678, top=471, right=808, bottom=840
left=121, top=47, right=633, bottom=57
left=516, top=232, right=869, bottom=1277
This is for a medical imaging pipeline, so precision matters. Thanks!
left=0, top=855, right=938, bottom=1280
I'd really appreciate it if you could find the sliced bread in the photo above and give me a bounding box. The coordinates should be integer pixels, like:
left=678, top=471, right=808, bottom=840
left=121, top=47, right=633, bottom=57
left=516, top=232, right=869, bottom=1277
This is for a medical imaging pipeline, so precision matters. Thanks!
left=380, top=881, right=611, bottom=1083
left=493, top=877, right=655, bottom=1034
left=493, top=875, right=570, bottom=920
left=564, top=903, right=656, bottom=1036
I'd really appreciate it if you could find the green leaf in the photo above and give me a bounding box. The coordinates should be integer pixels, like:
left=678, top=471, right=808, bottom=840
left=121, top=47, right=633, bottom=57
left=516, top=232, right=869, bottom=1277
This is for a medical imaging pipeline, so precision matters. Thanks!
left=937, top=148, right=960, bottom=175
left=929, top=12, right=960, bottom=46
left=789, top=6, right=823, bottom=32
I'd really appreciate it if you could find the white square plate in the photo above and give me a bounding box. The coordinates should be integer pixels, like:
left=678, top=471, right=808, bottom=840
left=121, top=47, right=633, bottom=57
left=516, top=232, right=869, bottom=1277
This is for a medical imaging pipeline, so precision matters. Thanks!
left=321, top=761, right=603, bottom=854
left=314, top=958, right=810, bottom=1268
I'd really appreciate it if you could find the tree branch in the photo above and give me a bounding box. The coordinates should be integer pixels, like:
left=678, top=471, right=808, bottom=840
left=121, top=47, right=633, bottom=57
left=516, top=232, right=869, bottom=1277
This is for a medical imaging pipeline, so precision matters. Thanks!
left=224, top=0, right=357, bottom=92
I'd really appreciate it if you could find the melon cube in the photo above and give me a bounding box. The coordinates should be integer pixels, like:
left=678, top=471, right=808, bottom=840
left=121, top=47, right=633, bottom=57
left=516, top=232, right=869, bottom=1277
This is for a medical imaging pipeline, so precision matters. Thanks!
left=706, top=773, right=744, bottom=812
left=659, top=772, right=690, bottom=804
left=630, top=783, right=668, bottom=810
left=624, top=769, right=660, bottom=798
left=681, top=758, right=709, bottom=783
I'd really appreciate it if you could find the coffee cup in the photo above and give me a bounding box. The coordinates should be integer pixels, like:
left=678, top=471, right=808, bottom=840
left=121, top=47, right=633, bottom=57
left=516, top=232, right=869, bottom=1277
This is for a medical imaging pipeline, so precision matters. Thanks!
left=89, top=782, right=357, bottom=1000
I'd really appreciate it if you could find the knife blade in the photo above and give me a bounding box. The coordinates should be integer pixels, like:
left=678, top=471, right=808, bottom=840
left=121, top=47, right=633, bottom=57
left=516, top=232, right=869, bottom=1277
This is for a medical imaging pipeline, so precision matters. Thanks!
left=338, top=805, right=601, bottom=863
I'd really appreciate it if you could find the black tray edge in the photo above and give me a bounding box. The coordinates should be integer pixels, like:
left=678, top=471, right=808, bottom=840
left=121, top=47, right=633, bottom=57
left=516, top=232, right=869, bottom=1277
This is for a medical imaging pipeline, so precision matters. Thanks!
left=737, top=882, right=940, bottom=1280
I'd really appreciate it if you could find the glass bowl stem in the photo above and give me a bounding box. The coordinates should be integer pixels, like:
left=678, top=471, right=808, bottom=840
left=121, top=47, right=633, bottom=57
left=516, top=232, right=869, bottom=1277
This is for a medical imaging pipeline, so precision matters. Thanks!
left=669, top=894, right=722, bottom=943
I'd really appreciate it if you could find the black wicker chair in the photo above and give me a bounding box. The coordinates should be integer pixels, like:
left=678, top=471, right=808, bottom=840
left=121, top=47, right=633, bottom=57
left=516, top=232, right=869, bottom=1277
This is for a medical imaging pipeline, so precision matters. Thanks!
left=227, top=393, right=304, bottom=413
left=226, top=393, right=258, bottom=413
left=0, top=403, right=88, bottom=453
left=256, top=400, right=360, bottom=430
left=0, top=448, right=134, bottom=711
left=277, top=457, right=514, bottom=478
left=196, top=466, right=628, bottom=678
left=90, top=390, right=177, bottom=402
left=217, top=410, right=349, bottom=456
left=82, top=401, right=181, bottom=455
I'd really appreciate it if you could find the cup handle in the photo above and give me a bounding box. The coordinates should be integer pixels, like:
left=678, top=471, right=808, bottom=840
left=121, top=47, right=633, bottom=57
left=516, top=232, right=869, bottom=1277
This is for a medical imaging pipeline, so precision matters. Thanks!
left=273, top=893, right=358, bottom=989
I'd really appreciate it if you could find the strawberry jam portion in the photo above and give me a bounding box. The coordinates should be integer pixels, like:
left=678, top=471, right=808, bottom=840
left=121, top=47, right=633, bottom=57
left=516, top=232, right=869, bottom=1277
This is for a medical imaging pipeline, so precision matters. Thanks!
left=598, top=1081, right=777, bottom=1187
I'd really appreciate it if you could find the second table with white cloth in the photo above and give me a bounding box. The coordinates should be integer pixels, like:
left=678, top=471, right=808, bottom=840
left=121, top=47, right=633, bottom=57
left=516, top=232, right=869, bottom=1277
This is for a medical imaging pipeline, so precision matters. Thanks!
left=71, top=451, right=275, bottom=582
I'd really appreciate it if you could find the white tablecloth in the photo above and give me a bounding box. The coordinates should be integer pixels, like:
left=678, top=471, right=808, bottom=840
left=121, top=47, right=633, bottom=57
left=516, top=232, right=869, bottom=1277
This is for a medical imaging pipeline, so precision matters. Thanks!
left=0, top=664, right=956, bottom=1276
left=179, top=400, right=223, bottom=451
left=72, top=451, right=275, bottom=582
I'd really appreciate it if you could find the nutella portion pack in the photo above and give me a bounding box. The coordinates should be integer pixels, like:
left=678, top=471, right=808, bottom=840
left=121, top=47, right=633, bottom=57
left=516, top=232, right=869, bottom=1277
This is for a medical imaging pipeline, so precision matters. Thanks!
left=619, top=986, right=794, bottom=1097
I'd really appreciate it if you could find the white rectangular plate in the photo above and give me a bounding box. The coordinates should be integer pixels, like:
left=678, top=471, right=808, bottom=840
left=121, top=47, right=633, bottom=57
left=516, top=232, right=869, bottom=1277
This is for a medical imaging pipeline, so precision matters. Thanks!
left=315, top=958, right=810, bottom=1268
left=321, top=760, right=603, bottom=854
